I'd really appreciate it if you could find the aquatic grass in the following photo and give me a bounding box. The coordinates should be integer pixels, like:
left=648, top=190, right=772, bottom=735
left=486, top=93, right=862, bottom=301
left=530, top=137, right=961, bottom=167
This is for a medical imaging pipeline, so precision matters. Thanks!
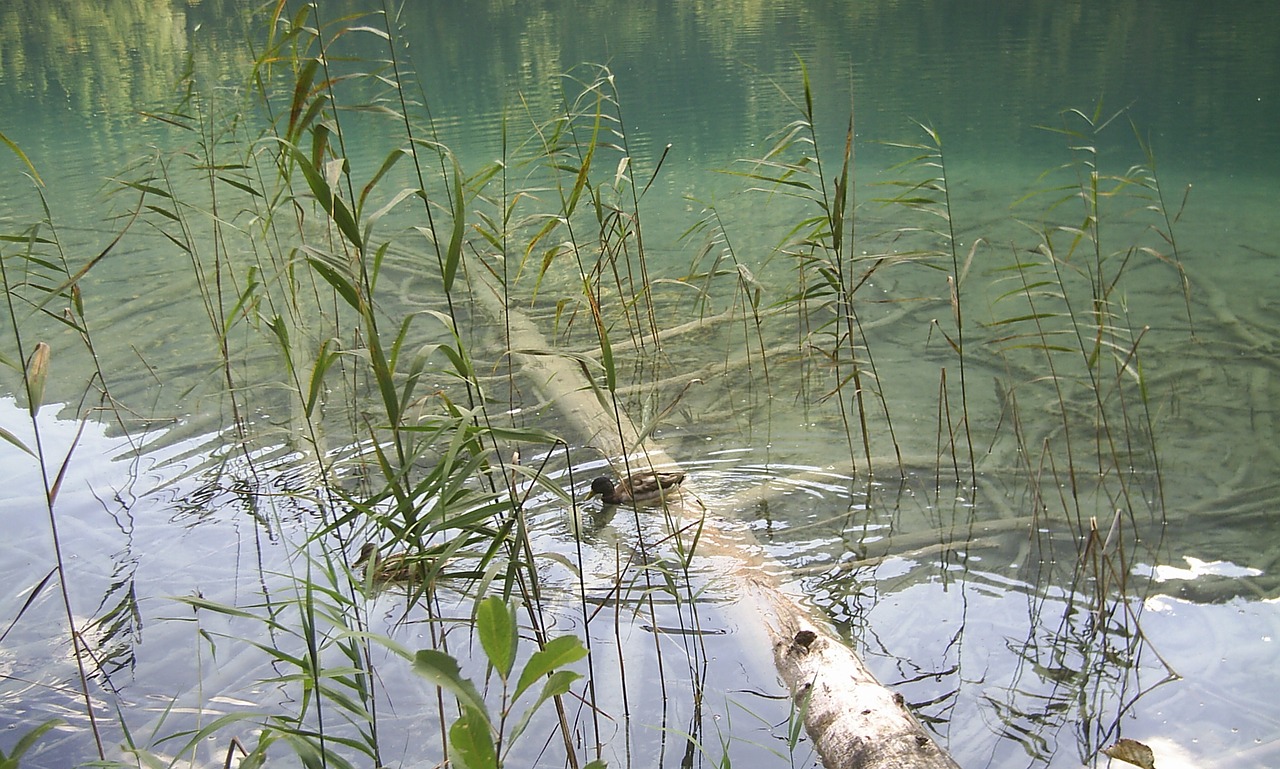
left=970, top=104, right=1182, bottom=764
left=679, top=202, right=776, bottom=429
left=728, top=62, right=907, bottom=479
left=84, top=5, right=618, bottom=766
left=872, top=122, right=978, bottom=484
left=163, top=555, right=383, bottom=769
left=994, top=104, right=1168, bottom=543
left=1, top=3, right=1211, bottom=764
left=1129, top=122, right=1194, bottom=336
left=467, top=81, right=724, bottom=567
left=705, top=90, right=1183, bottom=763
left=0, top=170, right=162, bottom=762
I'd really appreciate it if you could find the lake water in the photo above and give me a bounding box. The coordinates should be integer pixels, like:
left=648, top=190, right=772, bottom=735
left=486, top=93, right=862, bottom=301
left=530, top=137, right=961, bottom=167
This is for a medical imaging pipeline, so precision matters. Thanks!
left=2, top=1, right=1278, bottom=767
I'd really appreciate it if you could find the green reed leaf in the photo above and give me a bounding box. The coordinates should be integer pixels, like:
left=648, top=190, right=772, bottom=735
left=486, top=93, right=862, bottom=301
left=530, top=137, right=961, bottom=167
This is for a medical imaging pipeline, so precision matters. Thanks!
left=565, top=145, right=594, bottom=219
left=306, top=338, right=338, bottom=418
left=218, top=175, right=263, bottom=198
left=144, top=204, right=179, bottom=222
left=359, top=148, right=410, bottom=211
left=223, top=266, right=260, bottom=337
left=286, top=143, right=362, bottom=249
left=1, top=130, right=43, bottom=186
left=288, top=58, right=320, bottom=142
left=117, top=179, right=172, bottom=199
left=482, top=424, right=562, bottom=445
left=443, top=158, right=465, bottom=292
left=364, top=187, right=417, bottom=244
left=306, top=256, right=361, bottom=311
left=0, top=234, right=54, bottom=245
left=0, top=718, right=63, bottom=767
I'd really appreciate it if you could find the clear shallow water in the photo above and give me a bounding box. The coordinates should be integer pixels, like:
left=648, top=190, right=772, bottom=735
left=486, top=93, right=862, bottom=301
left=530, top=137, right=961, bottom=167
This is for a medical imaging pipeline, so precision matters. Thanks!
left=2, top=1, right=1279, bottom=767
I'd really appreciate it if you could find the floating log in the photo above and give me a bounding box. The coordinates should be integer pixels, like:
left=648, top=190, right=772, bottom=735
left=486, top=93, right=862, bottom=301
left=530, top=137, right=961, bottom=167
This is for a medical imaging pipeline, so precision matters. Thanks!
left=468, top=272, right=961, bottom=769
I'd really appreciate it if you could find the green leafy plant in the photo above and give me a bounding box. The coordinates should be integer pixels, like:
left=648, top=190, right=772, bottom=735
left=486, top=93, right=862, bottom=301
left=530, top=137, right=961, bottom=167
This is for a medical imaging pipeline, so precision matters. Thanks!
left=413, top=595, right=597, bottom=769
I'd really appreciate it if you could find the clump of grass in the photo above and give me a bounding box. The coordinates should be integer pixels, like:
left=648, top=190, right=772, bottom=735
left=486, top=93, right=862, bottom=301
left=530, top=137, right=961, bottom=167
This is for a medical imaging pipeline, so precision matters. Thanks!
left=726, top=62, right=905, bottom=478
left=993, top=103, right=1169, bottom=552
left=0, top=3, right=605, bottom=765
left=974, top=102, right=1183, bottom=761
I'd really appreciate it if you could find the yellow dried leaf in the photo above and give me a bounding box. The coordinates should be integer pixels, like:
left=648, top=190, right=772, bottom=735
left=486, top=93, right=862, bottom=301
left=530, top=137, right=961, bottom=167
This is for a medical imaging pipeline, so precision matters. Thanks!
left=25, top=342, right=50, bottom=416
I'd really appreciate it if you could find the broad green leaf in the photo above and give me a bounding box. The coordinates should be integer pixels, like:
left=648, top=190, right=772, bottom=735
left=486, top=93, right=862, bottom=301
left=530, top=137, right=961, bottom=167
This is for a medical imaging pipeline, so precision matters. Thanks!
left=449, top=706, right=498, bottom=769
left=513, top=634, right=587, bottom=701
left=476, top=595, right=517, bottom=680
left=413, top=649, right=489, bottom=717
left=508, top=669, right=582, bottom=746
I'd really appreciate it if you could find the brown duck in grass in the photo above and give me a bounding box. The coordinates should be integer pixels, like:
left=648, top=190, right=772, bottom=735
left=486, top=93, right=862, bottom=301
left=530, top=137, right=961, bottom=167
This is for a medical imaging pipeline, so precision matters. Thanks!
left=356, top=543, right=430, bottom=583
left=586, top=471, right=686, bottom=505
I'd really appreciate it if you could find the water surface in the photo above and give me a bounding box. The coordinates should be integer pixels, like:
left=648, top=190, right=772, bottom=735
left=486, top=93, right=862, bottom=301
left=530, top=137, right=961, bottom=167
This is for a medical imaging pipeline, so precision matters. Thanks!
left=2, top=1, right=1278, bottom=767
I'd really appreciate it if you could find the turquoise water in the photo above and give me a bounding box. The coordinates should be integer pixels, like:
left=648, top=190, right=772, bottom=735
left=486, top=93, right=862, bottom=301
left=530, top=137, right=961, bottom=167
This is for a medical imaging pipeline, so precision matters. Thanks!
left=2, top=1, right=1278, bottom=767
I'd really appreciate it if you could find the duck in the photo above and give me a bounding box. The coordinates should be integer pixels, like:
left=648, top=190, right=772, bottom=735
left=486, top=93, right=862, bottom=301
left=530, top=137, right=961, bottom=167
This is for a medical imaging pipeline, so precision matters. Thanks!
left=585, top=471, right=686, bottom=505
left=355, top=543, right=430, bottom=583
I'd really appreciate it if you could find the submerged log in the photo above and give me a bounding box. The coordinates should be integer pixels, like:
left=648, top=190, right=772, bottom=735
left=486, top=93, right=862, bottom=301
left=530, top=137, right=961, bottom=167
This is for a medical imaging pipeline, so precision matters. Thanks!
left=755, top=581, right=961, bottom=769
left=468, top=275, right=961, bottom=769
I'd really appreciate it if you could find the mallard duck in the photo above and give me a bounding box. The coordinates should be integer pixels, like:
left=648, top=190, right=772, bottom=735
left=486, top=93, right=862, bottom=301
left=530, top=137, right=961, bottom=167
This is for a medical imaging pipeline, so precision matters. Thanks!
left=355, top=543, right=430, bottom=583
left=586, top=471, right=686, bottom=505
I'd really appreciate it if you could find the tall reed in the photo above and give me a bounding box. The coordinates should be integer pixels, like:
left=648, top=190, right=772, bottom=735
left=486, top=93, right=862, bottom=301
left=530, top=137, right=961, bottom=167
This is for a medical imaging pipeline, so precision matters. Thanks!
left=729, top=62, right=905, bottom=478
left=0, top=154, right=160, bottom=762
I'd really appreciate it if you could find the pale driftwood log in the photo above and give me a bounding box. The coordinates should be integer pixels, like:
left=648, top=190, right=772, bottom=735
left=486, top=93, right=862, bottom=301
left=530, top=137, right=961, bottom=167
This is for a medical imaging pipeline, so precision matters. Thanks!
left=467, top=273, right=962, bottom=769
left=755, top=582, right=961, bottom=769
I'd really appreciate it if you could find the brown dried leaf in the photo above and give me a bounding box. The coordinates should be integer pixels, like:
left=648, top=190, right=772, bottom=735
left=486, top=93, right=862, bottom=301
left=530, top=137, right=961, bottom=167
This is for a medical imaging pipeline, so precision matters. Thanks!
left=1103, top=738, right=1156, bottom=769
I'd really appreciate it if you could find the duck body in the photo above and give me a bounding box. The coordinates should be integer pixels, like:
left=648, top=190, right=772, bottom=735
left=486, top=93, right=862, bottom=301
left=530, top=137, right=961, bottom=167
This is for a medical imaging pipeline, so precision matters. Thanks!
left=586, top=471, right=686, bottom=505
left=356, top=543, right=430, bottom=583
